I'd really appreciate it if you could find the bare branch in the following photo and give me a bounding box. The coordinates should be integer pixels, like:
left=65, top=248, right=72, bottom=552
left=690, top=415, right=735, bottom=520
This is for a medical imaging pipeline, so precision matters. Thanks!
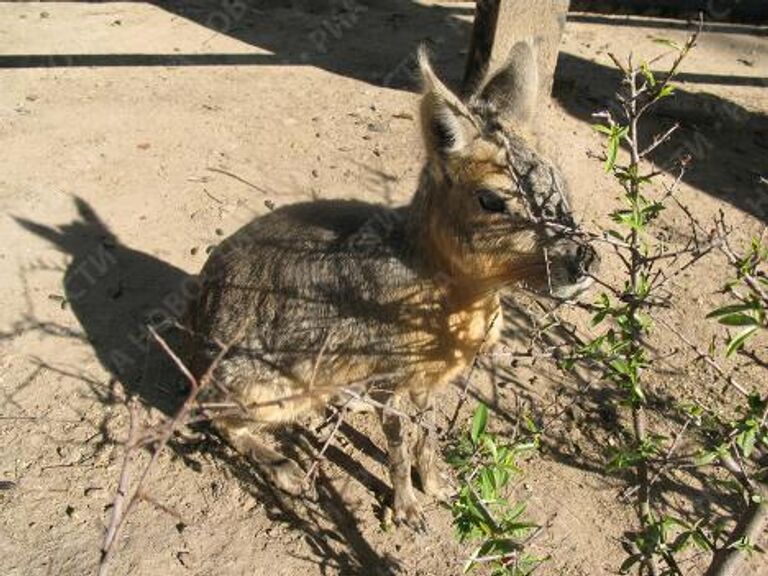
left=98, top=399, right=141, bottom=575
left=303, top=403, right=348, bottom=487
left=704, top=486, right=768, bottom=576
left=656, top=316, right=750, bottom=397
left=640, top=123, right=679, bottom=159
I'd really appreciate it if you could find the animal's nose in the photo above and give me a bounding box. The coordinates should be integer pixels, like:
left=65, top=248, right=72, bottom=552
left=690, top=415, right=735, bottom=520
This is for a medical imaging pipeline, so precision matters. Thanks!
left=576, top=243, right=599, bottom=276
left=564, top=242, right=599, bottom=282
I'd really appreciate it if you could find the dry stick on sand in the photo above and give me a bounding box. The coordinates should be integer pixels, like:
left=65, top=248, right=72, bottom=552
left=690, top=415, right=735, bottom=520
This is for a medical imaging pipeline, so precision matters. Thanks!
left=98, top=328, right=238, bottom=576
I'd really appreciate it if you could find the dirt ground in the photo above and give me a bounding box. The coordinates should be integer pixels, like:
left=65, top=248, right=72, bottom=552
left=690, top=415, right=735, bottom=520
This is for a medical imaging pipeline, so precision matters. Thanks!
left=1, top=2, right=766, bottom=575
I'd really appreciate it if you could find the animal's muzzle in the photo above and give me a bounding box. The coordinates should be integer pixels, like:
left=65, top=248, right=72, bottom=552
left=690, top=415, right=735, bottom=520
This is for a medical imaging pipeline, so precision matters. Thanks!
left=568, top=242, right=599, bottom=283
left=548, top=238, right=600, bottom=299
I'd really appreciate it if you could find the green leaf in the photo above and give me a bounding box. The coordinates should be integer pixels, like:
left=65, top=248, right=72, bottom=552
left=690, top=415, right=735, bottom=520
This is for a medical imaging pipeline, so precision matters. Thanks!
left=601, top=125, right=629, bottom=172
left=658, top=84, right=676, bottom=99
left=471, top=404, right=489, bottom=444
left=652, top=37, right=682, bottom=51
left=717, top=313, right=760, bottom=327
left=640, top=62, right=656, bottom=87
left=605, top=136, right=620, bottom=172
left=694, top=450, right=719, bottom=467
left=736, top=427, right=757, bottom=458
left=725, top=326, right=759, bottom=357
left=619, top=554, right=642, bottom=574
left=707, top=303, right=759, bottom=318
left=691, top=529, right=712, bottom=551
left=592, top=123, right=613, bottom=135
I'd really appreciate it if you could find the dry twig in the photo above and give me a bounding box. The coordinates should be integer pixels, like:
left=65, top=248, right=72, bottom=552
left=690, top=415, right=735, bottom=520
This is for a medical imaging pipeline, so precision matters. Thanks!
left=98, top=328, right=238, bottom=576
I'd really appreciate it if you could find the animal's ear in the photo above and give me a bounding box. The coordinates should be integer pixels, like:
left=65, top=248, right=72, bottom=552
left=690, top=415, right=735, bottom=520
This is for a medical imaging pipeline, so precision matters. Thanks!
left=478, top=41, right=539, bottom=126
left=418, top=47, right=471, bottom=158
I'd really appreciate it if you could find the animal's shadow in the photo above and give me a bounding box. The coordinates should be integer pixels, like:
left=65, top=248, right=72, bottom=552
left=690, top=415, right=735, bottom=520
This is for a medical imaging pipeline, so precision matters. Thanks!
left=15, top=197, right=402, bottom=575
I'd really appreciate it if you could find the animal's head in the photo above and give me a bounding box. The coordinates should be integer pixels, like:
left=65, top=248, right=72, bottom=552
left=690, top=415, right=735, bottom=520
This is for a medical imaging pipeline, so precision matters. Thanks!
left=415, top=43, right=598, bottom=300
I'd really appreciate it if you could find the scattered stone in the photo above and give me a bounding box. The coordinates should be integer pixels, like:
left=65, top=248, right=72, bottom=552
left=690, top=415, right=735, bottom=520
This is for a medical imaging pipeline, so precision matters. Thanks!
left=367, top=121, right=387, bottom=133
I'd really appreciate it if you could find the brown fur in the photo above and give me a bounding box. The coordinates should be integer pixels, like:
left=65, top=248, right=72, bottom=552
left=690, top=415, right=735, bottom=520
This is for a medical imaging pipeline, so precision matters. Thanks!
left=184, top=44, right=597, bottom=528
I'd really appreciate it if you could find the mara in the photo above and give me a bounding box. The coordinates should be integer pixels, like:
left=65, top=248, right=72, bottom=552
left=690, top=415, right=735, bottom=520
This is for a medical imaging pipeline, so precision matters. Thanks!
left=185, top=43, right=598, bottom=529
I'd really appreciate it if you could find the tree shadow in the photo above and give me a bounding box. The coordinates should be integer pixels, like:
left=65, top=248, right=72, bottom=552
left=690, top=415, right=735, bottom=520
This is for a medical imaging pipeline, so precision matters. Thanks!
left=13, top=196, right=402, bottom=574
left=4, top=2, right=765, bottom=223
left=152, top=0, right=471, bottom=89
left=569, top=0, right=768, bottom=24
left=0, top=0, right=471, bottom=90
left=554, top=51, right=768, bottom=223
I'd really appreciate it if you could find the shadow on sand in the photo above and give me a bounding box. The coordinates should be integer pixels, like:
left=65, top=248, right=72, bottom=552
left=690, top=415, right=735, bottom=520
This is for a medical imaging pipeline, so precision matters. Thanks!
left=15, top=197, right=402, bottom=575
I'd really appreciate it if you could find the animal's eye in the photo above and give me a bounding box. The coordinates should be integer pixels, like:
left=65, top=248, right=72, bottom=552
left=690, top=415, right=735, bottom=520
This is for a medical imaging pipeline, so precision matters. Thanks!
left=476, top=189, right=506, bottom=213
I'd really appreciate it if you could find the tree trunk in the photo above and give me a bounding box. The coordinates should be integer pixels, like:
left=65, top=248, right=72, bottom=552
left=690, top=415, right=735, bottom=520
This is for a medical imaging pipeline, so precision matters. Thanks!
left=462, top=0, right=570, bottom=101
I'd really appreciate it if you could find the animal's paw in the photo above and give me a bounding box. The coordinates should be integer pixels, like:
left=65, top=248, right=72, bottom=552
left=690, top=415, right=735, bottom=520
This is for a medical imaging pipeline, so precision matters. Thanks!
left=269, top=459, right=310, bottom=497
left=393, top=490, right=427, bottom=533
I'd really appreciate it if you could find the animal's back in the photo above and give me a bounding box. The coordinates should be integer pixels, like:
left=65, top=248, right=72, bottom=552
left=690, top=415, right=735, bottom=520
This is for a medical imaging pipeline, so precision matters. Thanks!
left=186, top=199, right=456, bottom=418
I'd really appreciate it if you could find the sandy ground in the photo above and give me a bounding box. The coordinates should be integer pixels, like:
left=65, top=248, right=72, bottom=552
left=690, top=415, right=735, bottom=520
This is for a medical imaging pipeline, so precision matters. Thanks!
left=0, top=2, right=766, bottom=575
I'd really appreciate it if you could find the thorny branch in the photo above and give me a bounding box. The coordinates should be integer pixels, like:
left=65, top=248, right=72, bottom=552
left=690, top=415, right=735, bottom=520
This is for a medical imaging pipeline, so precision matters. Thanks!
left=569, top=20, right=766, bottom=576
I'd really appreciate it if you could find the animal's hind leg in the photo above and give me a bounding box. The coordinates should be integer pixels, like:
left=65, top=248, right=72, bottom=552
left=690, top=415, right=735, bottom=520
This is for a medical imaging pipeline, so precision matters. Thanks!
left=215, top=418, right=308, bottom=496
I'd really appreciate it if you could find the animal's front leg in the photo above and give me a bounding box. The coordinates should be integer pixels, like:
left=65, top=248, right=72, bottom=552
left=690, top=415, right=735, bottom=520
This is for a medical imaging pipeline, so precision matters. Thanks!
left=379, top=393, right=425, bottom=531
left=411, top=390, right=454, bottom=502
